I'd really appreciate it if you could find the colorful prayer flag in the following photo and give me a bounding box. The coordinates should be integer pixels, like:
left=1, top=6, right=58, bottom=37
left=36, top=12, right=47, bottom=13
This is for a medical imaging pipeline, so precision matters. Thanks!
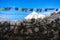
left=24, top=8, right=29, bottom=12
left=45, top=8, right=48, bottom=11
left=21, top=8, right=25, bottom=11
left=15, top=8, right=18, bottom=10
left=18, top=8, right=22, bottom=11
left=39, top=9, right=42, bottom=12
left=1, top=8, right=4, bottom=11
left=56, top=8, right=58, bottom=11
left=8, top=7, right=11, bottom=10
left=36, top=9, right=39, bottom=12
left=5, top=8, right=8, bottom=11
left=29, top=8, right=33, bottom=11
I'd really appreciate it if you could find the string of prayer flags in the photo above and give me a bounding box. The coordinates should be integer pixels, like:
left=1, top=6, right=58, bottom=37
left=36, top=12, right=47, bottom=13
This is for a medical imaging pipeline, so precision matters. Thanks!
left=15, top=8, right=25, bottom=11
left=4, top=8, right=11, bottom=11
left=36, top=9, right=42, bottom=12
left=0, top=7, right=60, bottom=12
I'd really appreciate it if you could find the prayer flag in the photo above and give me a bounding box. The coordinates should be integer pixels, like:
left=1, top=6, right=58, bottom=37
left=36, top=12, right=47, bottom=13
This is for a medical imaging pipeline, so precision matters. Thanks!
left=56, top=8, right=58, bottom=11
left=36, top=9, right=39, bottom=12
left=8, top=7, right=11, bottom=10
left=21, top=8, right=25, bottom=11
left=29, top=8, right=33, bottom=11
left=25, top=8, right=29, bottom=12
left=1, top=8, right=4, bottom=11
left=15, top=8, right=18, bottom=10
left=5, top=8, right=8, bottom=11
left=39, top=9, right=42, bottom=12
left=18, top=8, right=22, bottom=11
left=45, top=8, right=48, bottom=11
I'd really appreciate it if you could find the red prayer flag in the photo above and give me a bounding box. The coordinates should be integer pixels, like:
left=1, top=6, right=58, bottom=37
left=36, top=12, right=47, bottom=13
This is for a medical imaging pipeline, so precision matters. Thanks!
left=8, top=8, right=11, bottom=10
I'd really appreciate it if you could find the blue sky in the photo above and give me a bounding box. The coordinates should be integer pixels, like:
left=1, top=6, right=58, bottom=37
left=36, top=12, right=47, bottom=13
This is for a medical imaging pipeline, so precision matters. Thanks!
left=0, top=0, right=60, bottom=21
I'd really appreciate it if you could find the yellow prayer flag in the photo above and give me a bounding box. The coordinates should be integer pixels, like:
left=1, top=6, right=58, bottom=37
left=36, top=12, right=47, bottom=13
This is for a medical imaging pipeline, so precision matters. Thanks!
left=1, top=8, right=4, bottom=11
left=18, top=8, right=22, bottom=11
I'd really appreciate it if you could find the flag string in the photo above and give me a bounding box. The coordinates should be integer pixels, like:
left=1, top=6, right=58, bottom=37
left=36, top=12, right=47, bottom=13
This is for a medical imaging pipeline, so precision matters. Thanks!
left=0, top=7, right=59, bottom=12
